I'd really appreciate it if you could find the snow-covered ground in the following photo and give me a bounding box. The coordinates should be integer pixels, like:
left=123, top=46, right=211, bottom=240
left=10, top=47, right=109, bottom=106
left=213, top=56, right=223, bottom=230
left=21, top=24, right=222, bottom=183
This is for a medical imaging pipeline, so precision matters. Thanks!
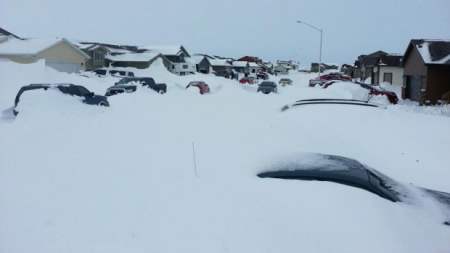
left=1, top=60, right=450, bottom=253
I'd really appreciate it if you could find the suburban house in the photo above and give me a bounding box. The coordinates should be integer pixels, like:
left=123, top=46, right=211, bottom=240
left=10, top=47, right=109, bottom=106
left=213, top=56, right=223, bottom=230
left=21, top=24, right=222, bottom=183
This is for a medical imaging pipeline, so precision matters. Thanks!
left=373, top=54, right=403, bottom=86
left=105, top=51, right=163, bottom=69
left=188, top=55, right=212, bottom=74
left=238, top=56, right=262, bottom=64
left=354, top=51, right=388, bottom=82
left=232, top=61, right=261, bottom=76
left=340, top=64, right=355, bottom=77
left=143, top=45, right=195, bottom=75
left=76, top=43, right=110, bottom=70
left=310, top=63, right=338, bottom=73
left=0, top=37, right=90, bottom=73
left=209, top=58, right=233, bottom=77
left=277, top=60, right=299, bottom=71
left=402, top=39, right=450, bottom=104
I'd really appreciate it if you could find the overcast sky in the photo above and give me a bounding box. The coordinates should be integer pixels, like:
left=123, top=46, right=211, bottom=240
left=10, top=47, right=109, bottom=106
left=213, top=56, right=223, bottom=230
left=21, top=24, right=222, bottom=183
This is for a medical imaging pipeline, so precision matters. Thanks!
left=1, top=0, right=450, bottom=65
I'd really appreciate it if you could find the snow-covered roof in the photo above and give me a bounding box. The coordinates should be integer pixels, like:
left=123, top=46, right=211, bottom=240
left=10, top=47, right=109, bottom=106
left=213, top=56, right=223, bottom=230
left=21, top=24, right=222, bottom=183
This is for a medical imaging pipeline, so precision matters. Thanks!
left=232, top=61, right=260, bottom=68
left=0, top=37, right=89, bottom=58
left=141, top=45, right=185, bottom=56
left=105, top=52, right=161, bottom=62
left=184, top=55, right=205, bottom=65
left=209, top=59, right=232, bottom=67
left=414, top=39, right=450, bottom=65
left=0, top=38, right=62, bottom=55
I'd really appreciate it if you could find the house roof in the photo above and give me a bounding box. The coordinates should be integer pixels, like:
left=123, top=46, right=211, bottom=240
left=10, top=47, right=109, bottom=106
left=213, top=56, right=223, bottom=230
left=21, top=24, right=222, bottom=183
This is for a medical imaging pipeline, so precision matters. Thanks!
left=209, top=59, right=232, bottom=67
left=0, top=37, right=90, bottom=59
left=378, top=55, right=402, bottom=67
left=142, top=45, right=190, bottom=57
left=408, top=39, right=450, bottom=65
left=232, top=61, right=260, bottom=68
left=76, top=41, right=142, bottom=53
left=105, top=52, right=161, bottom=62
left=0, top=27, right=22, bottom=40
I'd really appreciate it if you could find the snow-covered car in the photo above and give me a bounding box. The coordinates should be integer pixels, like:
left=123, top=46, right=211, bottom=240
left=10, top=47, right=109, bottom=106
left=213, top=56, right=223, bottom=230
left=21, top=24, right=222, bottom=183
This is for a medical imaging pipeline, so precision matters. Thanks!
left=186, top=81, right=210, bottom=95
left=239, top=76, right=257, bottom=84
left=105, top=77, right=167, bottom=96
left=257, top=81, right=278, bottom=94
left=256, top=72, right=269, bottom=80
left=309, top=73, right=352, bottom=87
left=280, top=98, right=379, bottom=111
left=357, top=82, right=399, bottom=104
left=105, top=84, right=137, bottom=97
left=10, top=83, right=109, bottom=116
left=92, top=69, right=135, bottom=78
left=258, top=153, right=450, bottom=226
left=279, top=78, right=293, bottom=86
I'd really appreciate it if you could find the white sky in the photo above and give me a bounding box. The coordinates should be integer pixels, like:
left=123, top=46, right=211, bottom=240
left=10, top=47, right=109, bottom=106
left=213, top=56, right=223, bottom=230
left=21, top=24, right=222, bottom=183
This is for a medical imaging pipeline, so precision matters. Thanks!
left=1, top=0, right=450, bottom=65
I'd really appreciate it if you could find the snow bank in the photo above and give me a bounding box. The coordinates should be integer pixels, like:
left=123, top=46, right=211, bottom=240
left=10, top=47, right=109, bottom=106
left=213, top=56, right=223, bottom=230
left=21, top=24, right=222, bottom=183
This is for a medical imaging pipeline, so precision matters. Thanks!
left=1, top=60, right=450, bottom=253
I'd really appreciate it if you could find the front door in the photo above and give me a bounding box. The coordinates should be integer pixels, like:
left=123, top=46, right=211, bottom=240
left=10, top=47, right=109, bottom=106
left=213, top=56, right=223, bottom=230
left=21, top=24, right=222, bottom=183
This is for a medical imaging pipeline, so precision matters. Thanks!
left=406, top=75, right=422, bottom=101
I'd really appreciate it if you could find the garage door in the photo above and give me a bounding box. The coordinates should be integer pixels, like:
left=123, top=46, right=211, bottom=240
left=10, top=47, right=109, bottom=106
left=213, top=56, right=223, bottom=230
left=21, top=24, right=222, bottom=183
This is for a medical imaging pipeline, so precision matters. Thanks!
left=46, top=60, right=82, bottom=73
left=406, top=75, right=422, bottom=101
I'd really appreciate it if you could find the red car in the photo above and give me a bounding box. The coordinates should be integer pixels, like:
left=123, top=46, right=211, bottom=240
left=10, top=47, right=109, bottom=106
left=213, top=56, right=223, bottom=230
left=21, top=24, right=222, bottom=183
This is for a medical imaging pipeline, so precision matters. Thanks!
left=186, top=81, right=210, bottom=95
left=309, top=73, right=352, bottom=87
left=239, top=77, right=257, bottom=84
left=357, top=82, right=399, bottom=104
left=321, top=81, right=399, bottom=104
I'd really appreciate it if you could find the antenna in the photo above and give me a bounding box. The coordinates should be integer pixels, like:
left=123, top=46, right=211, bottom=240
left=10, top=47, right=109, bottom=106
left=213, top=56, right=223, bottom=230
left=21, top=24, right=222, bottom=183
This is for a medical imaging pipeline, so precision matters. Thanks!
left=192, top=142, right=199, bottom=177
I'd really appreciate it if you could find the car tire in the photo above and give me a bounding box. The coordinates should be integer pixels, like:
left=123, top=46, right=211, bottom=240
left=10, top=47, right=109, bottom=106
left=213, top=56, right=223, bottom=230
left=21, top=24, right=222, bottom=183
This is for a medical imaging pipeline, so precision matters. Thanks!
left=98, top=101, right=108, bottom=107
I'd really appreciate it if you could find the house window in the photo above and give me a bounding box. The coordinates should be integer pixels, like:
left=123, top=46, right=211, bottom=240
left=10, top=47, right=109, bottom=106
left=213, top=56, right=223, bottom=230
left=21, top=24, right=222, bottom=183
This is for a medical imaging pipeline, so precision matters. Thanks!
left=383, top=72, right=393, bottom=84
left=172, top=65, right=175, bottom=70
left=182, top=64, right=188, bottom=69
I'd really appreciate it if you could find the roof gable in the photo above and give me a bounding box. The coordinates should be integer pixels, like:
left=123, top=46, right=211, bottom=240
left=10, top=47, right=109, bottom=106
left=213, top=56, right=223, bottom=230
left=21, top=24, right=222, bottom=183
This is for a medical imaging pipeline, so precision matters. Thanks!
left=405, top=39, right=450, bottom=65
left=0, top=27, right=22, bottom=40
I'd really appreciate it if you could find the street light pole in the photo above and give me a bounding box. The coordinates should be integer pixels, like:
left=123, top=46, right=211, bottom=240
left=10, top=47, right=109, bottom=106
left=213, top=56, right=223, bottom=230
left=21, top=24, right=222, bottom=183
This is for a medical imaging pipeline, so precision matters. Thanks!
left=297, top=20, right=323, bottom=77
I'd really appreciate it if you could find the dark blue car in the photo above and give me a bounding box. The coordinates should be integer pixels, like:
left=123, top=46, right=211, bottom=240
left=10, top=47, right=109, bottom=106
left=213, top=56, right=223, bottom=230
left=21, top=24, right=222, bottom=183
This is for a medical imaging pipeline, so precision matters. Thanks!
left=12, top=83, right=109, bottom=116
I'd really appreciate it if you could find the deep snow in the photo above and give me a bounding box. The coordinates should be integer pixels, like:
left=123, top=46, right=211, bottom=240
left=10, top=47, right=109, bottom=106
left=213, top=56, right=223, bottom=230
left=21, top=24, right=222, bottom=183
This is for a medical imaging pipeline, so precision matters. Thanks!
left=1, top=60, right=450, bottom=253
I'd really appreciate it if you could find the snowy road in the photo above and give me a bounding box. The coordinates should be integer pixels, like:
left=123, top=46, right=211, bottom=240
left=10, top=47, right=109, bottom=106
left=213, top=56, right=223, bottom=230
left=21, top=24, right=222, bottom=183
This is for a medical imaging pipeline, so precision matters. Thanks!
left=1, top=61, right=450, bottom=253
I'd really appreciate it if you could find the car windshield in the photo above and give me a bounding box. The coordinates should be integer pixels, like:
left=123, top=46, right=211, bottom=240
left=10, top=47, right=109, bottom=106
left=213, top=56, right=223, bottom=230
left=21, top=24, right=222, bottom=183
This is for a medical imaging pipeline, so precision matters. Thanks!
left=258, top=153, right=402, bottom=202
left=260, top=82, right=275, bottom=86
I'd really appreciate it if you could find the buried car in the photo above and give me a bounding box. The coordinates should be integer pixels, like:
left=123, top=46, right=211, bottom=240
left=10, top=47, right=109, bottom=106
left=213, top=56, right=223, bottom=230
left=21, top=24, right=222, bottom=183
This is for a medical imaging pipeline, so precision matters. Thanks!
left=105, top=77, right=167, bottom=96
left=8, top=83, right=109, bottom=116
left=280, top=98, right=379, bottom=111
left=258, top=153, right=450, bottom=226
left=186, top=81, right=210, bottom=95
left=257, top=81, right=278, bottom=94
left=239, top=76, right=257, bottom=85
left=279, top=78, right=293, bottom=86
left=309, top=72, right=352, bottom=87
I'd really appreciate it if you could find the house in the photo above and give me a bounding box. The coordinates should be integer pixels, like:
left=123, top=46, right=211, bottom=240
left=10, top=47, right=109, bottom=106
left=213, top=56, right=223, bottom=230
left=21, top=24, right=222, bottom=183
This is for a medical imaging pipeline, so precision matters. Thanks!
left=209, top=59, right=233, bottom=77
left=373, top=54, right=403, bottom=86
left=238, top=56, right=262, bottom=64
left=76, top=43, right=110, bottom=70
left=143, top=45, right=195, bottom=75
left=0, top=37, right=90, bottom=73
left=355, top=51, right=388, bottom=82
left=105, top=51, right=163, bottom=69
left=310, top=62, right=338, bottom=73
left=340, top=64, right=355, bottom=77
left=402, top=39, right=450, bottom=104
left=188, top=55, right=212, bottom=74
left=276, top=60, right=299, bottom=71
left=232, top=61, right=261, bottom=76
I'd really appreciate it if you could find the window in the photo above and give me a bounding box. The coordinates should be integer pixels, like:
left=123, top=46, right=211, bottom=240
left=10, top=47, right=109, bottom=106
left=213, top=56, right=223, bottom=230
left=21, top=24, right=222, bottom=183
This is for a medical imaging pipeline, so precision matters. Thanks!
left=182, top=64, right=188, bottom=69
left=383, top=72, right=393, bottom=84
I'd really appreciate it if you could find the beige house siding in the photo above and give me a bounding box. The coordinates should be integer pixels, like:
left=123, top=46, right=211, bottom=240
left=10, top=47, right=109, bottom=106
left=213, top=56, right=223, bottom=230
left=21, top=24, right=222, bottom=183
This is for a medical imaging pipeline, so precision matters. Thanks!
left=378, top=66, right=404, bottom=86
left=0, top=39, right=89, bottom=72
left=38, top=41, right=87, bottom=70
